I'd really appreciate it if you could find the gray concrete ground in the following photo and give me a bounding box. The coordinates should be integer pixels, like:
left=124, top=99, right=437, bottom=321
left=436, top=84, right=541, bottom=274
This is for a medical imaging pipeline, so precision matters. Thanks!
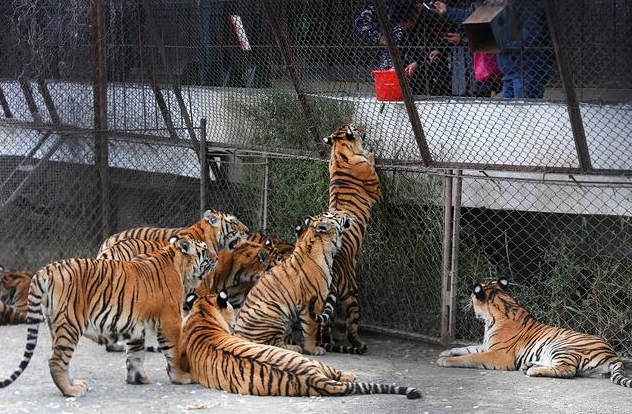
left=0, top=323, right=630, bottom=414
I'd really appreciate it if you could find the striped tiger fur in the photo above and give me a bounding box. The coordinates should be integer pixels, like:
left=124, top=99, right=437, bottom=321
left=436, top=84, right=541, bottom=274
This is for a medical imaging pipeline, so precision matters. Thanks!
left=96, top=209, right=249, bottom=259
left=0, top=236, right=213, bottom=397
left=195, top=237, right=271, bottom=309
left=234, top=211, right=352, bottom=355
left=0, top=266, right=33, bottom=325
left=322, top=125, right=382, bottom=353
left=437, top=277, right=632, bottom=388
left=0, top=301, right=26, bottom=325
left=247, top=232, right=294, bottom=266
left=96, top=238, right=173, bottom=261
left=180, top=291, right=422, bottom=399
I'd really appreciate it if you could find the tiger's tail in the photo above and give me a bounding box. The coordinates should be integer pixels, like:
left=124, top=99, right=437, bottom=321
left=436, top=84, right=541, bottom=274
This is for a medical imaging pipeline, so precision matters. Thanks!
left=345, top=382, right=421, bottom=399
left=308, top=296, right=368, bottom=354
left=0, top=301, right=27, bottom=325
left=0, top=273, right=45, bottom=389
left=610, top=361, right=632, bottom=388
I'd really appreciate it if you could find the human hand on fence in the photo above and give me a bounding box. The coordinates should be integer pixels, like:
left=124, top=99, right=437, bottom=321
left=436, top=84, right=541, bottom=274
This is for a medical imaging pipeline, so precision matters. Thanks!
left=404, top=62, right=418, bottom=77
left=431, top=1, right=447, bottom=15
left=428, top=50, right=440, bottom=61
left=444, top=32, right=461, bottom=45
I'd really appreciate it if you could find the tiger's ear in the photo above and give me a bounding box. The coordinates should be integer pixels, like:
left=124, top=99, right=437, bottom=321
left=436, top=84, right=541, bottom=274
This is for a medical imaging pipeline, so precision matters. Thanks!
left=346, top=125, right=355, bottom=140
left=184, top=292, right=198, bottom=311
left=175, top=237, right=194, bottom=254
left=217, top=290, right=229, bottom=309
left=472, top=283, right=485, bottom=301
left=203, top=209, right=219, bottom=225
left=497, top=277, right=509, bottom=289
left=228, top=238, right=240, bottom=250
left=322, top=135, right=332, bottom=145
left=342, top=215, right=353, bottom=230
left=168, top=235, right=178, bottom=244
left=316, top=221, right=333, bottom=233
left=257, top=248, right=271, bottom=268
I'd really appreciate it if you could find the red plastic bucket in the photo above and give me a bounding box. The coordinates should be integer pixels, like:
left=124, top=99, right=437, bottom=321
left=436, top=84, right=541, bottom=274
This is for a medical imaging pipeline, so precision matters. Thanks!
left=372, top=69, right=403, bottom=101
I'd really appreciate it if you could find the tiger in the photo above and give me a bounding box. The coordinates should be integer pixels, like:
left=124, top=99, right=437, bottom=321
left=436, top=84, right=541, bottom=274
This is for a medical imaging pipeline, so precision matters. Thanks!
left=96, top=209, right=249, bottom=260
left=233, top=211, right=352, bottom=356
left=247, top=232, right=294, bottom=266
left=0, top=265, right=33, bottom=325
left=0, top=236, right=213, bottom=397
left=436, top=277, right=632, bottom=388
left=96, top=238, right=172, bottom=261
left=321, top=124, right=382, bottom=353
left=195, top=237, right=271, bottom=309
left=180, top=291, right=422, bottom=399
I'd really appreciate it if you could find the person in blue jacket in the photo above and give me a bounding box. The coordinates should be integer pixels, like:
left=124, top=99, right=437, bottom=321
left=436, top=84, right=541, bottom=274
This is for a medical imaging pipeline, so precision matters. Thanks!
left=432, top=0, right=552, bottom=99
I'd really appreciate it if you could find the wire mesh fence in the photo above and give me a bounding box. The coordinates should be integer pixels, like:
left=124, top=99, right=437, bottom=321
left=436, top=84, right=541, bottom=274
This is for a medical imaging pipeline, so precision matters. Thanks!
left=0, top=0, right=631, bottom=355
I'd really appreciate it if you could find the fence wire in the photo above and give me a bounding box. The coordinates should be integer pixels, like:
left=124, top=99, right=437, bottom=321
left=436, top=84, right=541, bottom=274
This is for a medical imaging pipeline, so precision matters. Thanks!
left=0, top=0, right=631, bottom=355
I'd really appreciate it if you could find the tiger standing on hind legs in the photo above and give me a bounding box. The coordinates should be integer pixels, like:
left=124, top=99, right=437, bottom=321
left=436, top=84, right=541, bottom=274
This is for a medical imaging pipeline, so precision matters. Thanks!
left=233, top=211, right=352, bottom=356
left=0, top=236, right=213, bottom=397
left=321, top=124, right=382, bottom=354
left=437, top=277, right=632, bottom=388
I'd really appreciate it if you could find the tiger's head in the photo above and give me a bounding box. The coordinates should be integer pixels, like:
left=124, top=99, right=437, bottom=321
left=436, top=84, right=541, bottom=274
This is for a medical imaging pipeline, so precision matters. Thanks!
left=184, top=290, right=235, bottom=334
left=470, top=277, right=523, bottom=323
left=170, top=236, right=215, bottom=291
left=215, top=238, right=270, bottom=299
left=182, top=209, right=250, bottom=254
left=302, top=211, right=353, bottom=257
left=322, top=124, right=382, bottom=203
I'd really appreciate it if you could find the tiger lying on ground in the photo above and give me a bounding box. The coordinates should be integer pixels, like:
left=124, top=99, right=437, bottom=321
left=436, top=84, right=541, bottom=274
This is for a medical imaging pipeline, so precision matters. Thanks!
left=96, top=209, right=249, bottom=260
left=0, top=236, right=213, bottom=397
left=234, top=211, right=351, bottom=355
left=0, top=265, right=33, bottom=325
left=437, top=277, right=632, bottom=388
left=322, top=125, right=382, bottom=354
left=180, top=291, right=422, bottom=399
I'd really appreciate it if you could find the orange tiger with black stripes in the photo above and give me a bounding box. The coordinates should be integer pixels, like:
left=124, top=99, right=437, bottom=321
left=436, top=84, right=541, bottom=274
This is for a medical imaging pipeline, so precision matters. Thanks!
left=234, top=211, right=352, bottom=356
left=96, top=209, right=249, bottom=261
left=0, top=265, right=33, bottom=325
left=0, top=236, right=213, bottom=397
left=437, top=277, right=632, bottom=387
left=322, top=124, right=382, bottom=353
left=98, top=233, right=272, bottom=310
left=196, top=237, right=271, bottom=309
left=180, top=290, right=421, bottom=399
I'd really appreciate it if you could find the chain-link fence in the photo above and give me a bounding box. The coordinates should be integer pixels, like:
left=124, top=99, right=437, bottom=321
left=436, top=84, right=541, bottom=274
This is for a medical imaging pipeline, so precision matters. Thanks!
left=0, top=0, right=631, bottom=355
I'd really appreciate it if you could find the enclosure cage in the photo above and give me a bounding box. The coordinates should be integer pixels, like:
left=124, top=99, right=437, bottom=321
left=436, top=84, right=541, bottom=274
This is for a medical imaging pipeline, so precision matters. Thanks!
left=0, top=0, right=631, bottom=354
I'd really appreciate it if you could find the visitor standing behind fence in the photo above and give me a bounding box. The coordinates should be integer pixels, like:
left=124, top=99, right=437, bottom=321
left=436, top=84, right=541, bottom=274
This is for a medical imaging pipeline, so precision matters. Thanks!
left=431, top=0, right=552, bottom=99
left=355, top=0, right=451, bottom=96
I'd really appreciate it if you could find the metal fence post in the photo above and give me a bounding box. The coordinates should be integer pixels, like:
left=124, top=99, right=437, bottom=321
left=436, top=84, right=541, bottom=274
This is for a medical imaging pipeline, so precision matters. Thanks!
left=199, top=118, right=209, bottom=215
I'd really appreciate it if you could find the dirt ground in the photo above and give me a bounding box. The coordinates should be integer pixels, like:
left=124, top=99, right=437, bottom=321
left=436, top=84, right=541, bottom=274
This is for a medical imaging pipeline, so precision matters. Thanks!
left=0, top=324, right=630, bottom=414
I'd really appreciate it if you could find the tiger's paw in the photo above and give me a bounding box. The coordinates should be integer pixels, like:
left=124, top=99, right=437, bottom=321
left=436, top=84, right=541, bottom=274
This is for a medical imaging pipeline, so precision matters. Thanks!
left=170, top=371, right=193, bottom=384
left=304, top=346, right=326, bottom=356
left=436, top=357, right=452, bottom=367
left=126, top=371, right=150, bottom=384
left=63, top=379, right=90, bottom=397
left=438, top=348, right=458, bottom=357
left=339, top=371, right=356, bottom=382
left=520, top=361, right=535, bottom=374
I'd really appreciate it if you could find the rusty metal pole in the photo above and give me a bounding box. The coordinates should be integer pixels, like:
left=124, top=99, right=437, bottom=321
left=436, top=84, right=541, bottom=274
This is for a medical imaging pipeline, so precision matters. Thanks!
left=374, top=0, right=432, bottom=167
left=441, top=171, right=454, bottom=346
left=199, top=118, right=209, bottom=216
left=92, top=0, right=110, bottom=241
left=542, top=0, right=591, bottom=172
